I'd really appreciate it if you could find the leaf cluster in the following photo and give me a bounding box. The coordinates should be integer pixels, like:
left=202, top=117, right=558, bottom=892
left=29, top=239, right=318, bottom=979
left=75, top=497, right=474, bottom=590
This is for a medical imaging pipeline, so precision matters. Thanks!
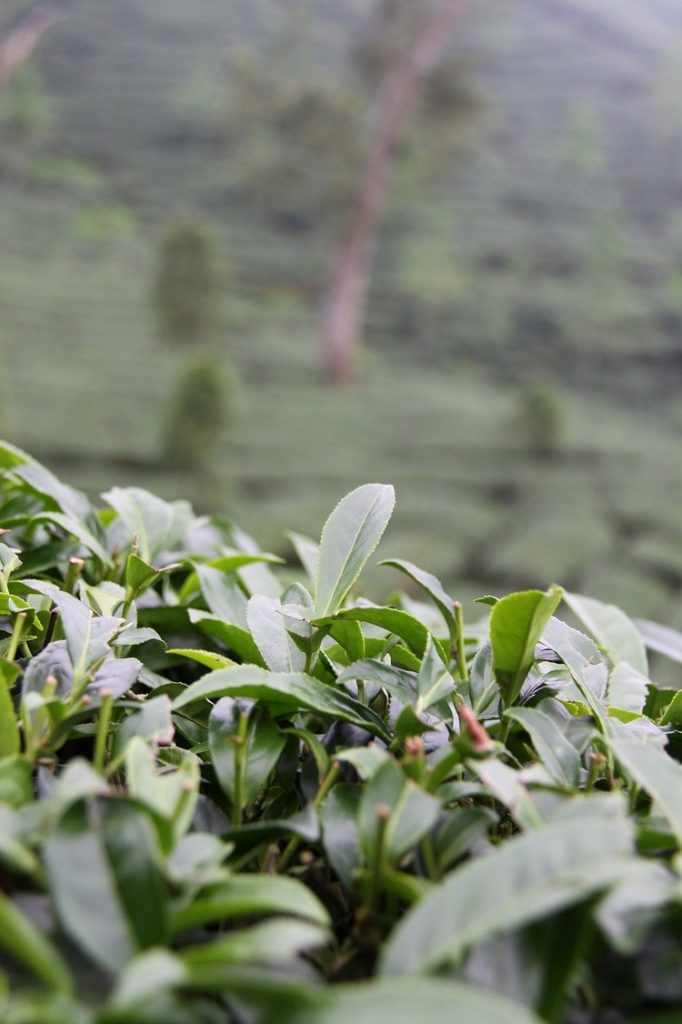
left=0, top=440, right=681, bottom=1023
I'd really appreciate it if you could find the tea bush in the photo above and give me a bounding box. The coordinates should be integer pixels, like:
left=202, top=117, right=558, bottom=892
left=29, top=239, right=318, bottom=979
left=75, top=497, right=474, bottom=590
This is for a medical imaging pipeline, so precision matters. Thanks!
left=0, top=440, right=681, bottom=1024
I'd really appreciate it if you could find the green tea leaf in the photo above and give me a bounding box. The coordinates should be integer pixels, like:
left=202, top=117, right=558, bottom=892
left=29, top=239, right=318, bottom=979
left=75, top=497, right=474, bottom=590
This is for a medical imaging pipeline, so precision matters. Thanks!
left=0, top=659, right=20, bottom=757
left=564, top=591, right=647, bottom=676
left=180, top=919, right=328, bottom=971
left=505, top=705, right=581, bottom=788
left=173, top=665, right=390, bottom=739
left=333, top=605, right=429, bottom=656
left=379, top=558, right=455, bottom=637
left=209, top=699, right=285, bottom=808
left=189, top=611, right=265, bottom=666
left=45, top=798, right=169, bottom=972
left=635, top=619, right=682, bottom=664
left=171, top=874, right=330, bottom=934
left=381, top=795, right=632, bottom=975
left=166, top=648, right=235, bottom=671
left=314, top=484, right=395, bottom=617
left=287, top=530, right=319, bottom=583
left=268, top=978, right=545, bottom=1024
left=103, top=487, right=192, bottom=563
left=358, top=759, right=440, bottom=864
left=607, top=725, right=682, bottom=845
left=247, top=594, right=306, bottom=672
left=490, top=586, right=563, bottom=705
left=0, top=891, right=73, bottom=994
left=607, top=662, right=649, bottom=715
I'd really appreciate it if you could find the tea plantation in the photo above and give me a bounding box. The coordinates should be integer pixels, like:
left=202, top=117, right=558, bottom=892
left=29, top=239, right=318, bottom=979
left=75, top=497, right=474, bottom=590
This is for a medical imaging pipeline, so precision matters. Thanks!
left=1, top=442, right=682, bottom=1021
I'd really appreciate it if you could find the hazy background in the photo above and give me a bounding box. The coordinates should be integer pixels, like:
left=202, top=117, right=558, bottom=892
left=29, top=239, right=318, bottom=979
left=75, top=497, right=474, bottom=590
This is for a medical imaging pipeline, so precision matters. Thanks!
left=2, top=0, right=682, bottom=623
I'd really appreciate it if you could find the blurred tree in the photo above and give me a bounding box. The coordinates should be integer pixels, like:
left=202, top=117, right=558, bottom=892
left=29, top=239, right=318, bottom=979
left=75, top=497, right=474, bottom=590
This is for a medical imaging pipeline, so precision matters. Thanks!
left=323, top=0, right=473, bottom=384
left=226, top=49, right=362, bottom=237
left=516, top=377, right=563, bottom=460
left=0, top=1, right=70, bottom=86
left=162, top=348, right=233, bottom=472
left=153, top=222, right=220, bottom=346
left=0, top=61, right=50, bottom=141
left=225, top=0, right=476, bottom=384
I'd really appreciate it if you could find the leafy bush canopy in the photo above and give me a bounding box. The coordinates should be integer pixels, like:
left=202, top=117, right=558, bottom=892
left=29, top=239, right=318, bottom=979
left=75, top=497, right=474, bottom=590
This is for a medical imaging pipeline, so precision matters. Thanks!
left=0, top=440, right=681, bottom=1023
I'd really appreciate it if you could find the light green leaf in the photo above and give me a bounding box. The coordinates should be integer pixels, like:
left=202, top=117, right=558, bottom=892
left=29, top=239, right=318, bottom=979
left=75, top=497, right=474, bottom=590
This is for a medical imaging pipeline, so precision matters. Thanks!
left=314, top=484, right=395, bottom=617
left=12, top=462, right=92, bottom=522
left=564, top=591, right=647, bottom=676
left=178, top=552, right=283, bottom=604
left=189, top=610, right=265, bottom=666
left=335, top=605, right=429, bottom=657
left=32, top=511, right=111, bottom=565
left=171, top=874, right=330, bottom=934
left=542, top=617, right=607, bottom=727
left=379, top=558, right=455, bottom=637
left=505, top=705, right=581, bottom=788
left=247, top=594, right=305, bottom=672
left=106, top=949, right=187, bottom=1017
left=115, top=695, right=174, bottom=754
left=103, top=487, right=192, bottom=563
left=125, top=738, right=200, bottom=840
left=268, top=978, right=545, bottom=1024
left=607, top=725, right=682, bottom=845
left=167, top=647, right=235, bottom=671
left=470, top=757, right=543, bottom=830
left=286, top=530, right=319, bottom=583
left=0, top=660, right=20, bottom=757
left=607, top=662, right=649, bottom=715
left=180, top=919, right=328, bottom=971
left=635, top=619, right=682, bottom=664
left=416, top=635, right=452, bottom=713
left=490, top=586, right=563, bottom=706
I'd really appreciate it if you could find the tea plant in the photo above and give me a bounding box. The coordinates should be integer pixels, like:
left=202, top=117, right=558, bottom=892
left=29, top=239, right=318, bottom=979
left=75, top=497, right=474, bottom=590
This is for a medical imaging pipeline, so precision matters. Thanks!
left=0, top=440, right=680, bottom=1024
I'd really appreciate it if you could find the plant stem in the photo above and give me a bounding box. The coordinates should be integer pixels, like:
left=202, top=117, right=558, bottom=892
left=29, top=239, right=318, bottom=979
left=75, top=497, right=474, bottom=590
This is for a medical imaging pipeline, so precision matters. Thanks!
left=420, top=833, right=438, bottom=881
left=7, top=612, right=26, bottom=662
left=64, top=557, right=85, bottom=594
left=453, top=601, right=469, bottom=682
left=279, top=761, right=341, bottom=872
left=231, top=711, right=250, bottom=826
left=366, top=805, right=391, bottom=916
left=93, top=691, right=113, bottom=773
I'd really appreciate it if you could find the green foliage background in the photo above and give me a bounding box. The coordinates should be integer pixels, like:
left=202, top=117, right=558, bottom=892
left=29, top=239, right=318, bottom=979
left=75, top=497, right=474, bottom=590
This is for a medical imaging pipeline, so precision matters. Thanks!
left=1, top=0, right=682, bottom=629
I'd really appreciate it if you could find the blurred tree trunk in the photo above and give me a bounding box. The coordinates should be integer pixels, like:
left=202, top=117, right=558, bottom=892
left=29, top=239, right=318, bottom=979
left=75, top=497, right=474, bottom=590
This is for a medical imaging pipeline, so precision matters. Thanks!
left=322, top=0, right=465, bottom=386
left=0, top=1, right=68, bottom=85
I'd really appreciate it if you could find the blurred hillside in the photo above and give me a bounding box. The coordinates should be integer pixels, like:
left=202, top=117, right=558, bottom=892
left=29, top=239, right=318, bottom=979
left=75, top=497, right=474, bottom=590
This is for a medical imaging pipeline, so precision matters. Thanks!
left=1, top=0, right=682, bottom=624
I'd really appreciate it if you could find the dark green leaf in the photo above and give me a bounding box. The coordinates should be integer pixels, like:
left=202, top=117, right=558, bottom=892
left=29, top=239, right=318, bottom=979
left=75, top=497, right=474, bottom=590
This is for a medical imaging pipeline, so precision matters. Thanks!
left=209, top=699, right=285, bottom=807
left=0, top=892, right=73, bottom=994
left=381, top=795, right=633, bottom=974
left=173, top=666, right=390, bottom=740
left=171, top=874, right=329, bottom=934
left=358, top=759, right=440, bottom=864
left=45, top=798, right=169, bottom=972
